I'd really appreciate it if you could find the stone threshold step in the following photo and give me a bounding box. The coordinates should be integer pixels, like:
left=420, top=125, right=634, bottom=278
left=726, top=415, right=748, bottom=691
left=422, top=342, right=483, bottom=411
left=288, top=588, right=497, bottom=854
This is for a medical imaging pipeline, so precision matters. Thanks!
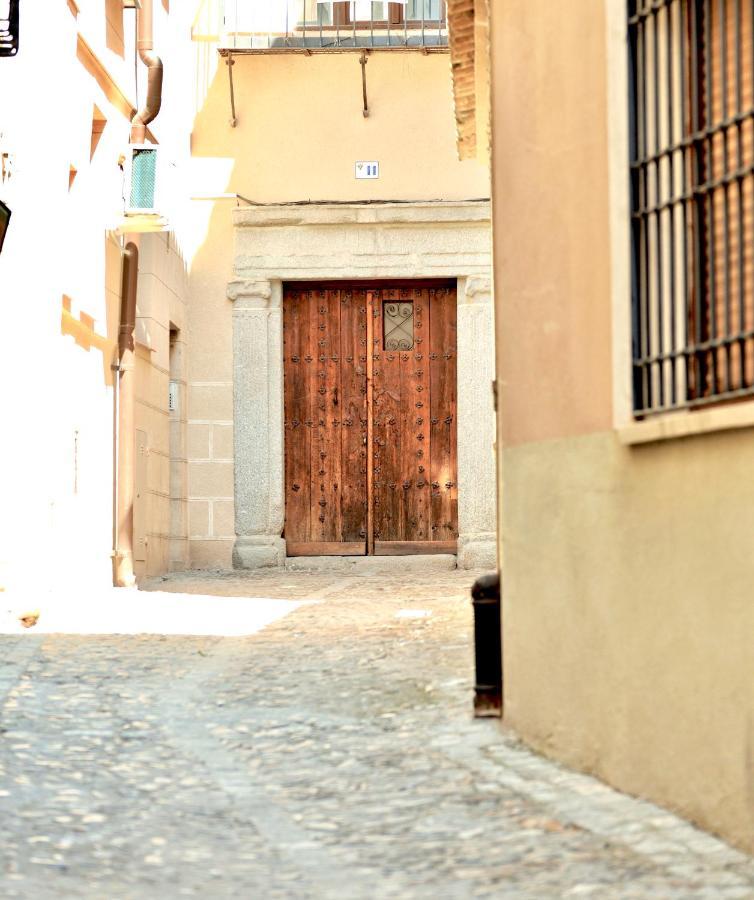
left=284, top=555, right=457, bottom=574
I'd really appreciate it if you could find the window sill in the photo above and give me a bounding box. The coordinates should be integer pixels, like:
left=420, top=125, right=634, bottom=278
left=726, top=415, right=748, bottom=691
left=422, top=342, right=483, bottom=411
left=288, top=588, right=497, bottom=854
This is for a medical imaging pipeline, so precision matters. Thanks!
left=618, top=400, right=754, bottom=446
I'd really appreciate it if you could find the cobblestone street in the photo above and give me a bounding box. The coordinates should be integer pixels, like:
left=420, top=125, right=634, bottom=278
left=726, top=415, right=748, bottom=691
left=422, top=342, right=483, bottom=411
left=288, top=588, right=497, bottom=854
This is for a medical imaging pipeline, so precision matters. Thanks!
left=1, top=569, right=753, bottom=899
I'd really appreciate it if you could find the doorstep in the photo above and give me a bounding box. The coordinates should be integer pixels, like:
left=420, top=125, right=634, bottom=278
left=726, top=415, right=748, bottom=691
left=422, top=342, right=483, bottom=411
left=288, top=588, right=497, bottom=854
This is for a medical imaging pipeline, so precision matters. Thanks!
left=284, top=555, right=458, bottom=574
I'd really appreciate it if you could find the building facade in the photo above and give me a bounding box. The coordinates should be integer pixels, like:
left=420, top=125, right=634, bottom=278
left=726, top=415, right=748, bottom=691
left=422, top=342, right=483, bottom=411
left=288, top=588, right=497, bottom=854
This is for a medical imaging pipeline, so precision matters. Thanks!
left=450, top=0, right=754, bottom=855
left=0, top=0, right=191, bottom=590
left=187, top=1, right=495, bottom=569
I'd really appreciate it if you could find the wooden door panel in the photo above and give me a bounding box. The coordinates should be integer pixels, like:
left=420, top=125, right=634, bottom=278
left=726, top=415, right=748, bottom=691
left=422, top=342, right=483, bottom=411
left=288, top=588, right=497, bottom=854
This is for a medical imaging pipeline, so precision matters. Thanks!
left=372, top=290, right=404, bottom=544
left=340, top=288, right=368, bottom=543
left=404, top=288, right=432, bottom=542
left=283, top=289, right=312, bottom=544
left=309, top=288, right=342, bottom=543
left=284, top=286, right=368, bottom=554
left=371, top=285, right=458, bottom=550
left=429, top=286, right=458, bottom=543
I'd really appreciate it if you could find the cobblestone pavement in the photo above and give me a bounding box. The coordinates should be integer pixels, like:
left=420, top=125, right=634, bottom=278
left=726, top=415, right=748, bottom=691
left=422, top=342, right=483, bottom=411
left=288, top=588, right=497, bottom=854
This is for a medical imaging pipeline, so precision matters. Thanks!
left=1, top=569, right=753, bottom=899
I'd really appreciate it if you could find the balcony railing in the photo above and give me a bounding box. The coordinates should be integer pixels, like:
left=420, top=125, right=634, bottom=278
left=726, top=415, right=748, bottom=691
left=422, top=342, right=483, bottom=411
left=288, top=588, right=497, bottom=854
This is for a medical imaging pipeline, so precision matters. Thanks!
left=215, top=1, right=448, bottom=50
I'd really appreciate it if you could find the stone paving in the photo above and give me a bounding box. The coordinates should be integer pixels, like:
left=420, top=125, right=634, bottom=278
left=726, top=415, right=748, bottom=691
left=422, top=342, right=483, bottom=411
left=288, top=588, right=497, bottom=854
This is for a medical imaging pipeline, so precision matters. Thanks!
left=1, top=568, right=753, bottom=899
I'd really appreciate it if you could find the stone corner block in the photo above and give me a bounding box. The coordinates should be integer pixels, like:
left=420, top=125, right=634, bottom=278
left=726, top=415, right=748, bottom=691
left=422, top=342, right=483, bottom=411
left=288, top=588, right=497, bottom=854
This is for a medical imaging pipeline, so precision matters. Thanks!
left=232, top=535, right=286, bottom=570
left=227, top=279, right=273, bottom=304
left=457, top=534, right=497, bottom=570
left=464, top=276, right=492, bottom=300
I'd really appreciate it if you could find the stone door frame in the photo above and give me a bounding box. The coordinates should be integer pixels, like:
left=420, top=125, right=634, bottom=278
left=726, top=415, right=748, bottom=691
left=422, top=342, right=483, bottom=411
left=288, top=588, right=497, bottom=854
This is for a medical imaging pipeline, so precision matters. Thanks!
left=227, top=201, right=495, bottom=569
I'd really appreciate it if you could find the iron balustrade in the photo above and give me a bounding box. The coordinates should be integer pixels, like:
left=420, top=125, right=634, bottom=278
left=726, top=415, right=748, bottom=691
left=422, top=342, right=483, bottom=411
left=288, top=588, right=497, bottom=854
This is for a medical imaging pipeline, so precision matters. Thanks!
left=629, top=0, right=754, bottom=415
left=218, top=0, right=447, bottom=50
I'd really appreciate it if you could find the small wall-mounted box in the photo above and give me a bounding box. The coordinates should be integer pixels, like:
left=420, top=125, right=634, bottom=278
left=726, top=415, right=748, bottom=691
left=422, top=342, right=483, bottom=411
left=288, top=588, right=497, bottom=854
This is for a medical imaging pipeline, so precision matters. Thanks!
left=125, top=145, right=160, bottom=215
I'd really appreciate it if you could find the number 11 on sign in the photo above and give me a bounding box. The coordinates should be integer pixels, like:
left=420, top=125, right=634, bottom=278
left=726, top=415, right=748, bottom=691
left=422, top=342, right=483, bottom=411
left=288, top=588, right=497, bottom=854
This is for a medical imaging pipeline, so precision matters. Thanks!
left=355, top=161, right=379, bottom=179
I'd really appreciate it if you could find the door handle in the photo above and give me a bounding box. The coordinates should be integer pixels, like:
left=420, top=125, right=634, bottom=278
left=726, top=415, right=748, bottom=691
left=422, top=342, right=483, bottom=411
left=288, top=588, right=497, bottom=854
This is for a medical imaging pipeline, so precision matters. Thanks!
left=333, top=386, right=338, bottom=407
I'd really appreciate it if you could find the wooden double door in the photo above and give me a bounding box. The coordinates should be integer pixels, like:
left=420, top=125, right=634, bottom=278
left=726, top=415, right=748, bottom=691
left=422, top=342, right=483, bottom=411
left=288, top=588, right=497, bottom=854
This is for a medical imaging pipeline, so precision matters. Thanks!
left=283, top=281, right=458, bottom=556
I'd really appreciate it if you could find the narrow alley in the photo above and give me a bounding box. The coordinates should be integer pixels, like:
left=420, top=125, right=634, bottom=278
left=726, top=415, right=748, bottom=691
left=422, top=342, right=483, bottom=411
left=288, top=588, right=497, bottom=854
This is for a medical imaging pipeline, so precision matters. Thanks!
left=1, top=569, right=752, bottom=899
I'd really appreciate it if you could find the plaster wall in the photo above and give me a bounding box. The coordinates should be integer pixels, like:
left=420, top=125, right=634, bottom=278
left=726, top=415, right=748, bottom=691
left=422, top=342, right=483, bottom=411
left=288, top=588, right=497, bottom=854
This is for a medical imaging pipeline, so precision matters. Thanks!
left=501, top=430, right=754, bottom=853
left=490, top=0, right=754, bottom=852
left=189, top=52, right=490, bottom=204
left=490, top=0, right=613, bottom=449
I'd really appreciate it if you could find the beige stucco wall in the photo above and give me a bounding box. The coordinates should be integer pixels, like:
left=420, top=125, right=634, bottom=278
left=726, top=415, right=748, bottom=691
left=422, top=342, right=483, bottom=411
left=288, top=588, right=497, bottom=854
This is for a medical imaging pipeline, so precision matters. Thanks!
left=491, top=1, right=613, bottom=449
left=501, top=430, right=754, bottom=853
left=491, top=0, right=754, bottom=853
left=187, top=49, right=491, bottom=568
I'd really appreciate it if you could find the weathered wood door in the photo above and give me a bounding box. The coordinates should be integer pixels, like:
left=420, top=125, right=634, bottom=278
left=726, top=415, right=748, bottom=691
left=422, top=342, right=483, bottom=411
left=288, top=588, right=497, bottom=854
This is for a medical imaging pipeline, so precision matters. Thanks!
left=283, top=283, right=457, bottom=556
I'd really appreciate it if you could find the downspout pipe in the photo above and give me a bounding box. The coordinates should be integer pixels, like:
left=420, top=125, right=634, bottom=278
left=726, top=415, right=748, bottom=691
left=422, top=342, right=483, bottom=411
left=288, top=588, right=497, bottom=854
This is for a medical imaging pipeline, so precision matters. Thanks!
left=130, top=0, right=163, bottom=144
left=114, top=242, right=139, bottom=588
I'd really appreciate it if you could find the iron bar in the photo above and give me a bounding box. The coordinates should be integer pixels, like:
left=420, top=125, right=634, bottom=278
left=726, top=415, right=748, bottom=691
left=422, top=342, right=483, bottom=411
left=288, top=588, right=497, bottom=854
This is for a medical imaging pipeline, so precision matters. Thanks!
left=666, top=1, right=677, bottom=405
left=720, top=0, right=732, bottom=392
left=360, top=49, right=369, bottom=116
left=631, top=161, right=754, bottom=219
left=226, top=52, right=237, bottom=127
left=635, top=324, right=754, bottom=361
left=680, top=0, right=691, bottom=398
left=634, top=382, right=754, bottom=415
left=639, top=14, right=652, bottom=410
left=653, top=6, right=665, bottom=407
left=735, top=0, right=746, bottom=388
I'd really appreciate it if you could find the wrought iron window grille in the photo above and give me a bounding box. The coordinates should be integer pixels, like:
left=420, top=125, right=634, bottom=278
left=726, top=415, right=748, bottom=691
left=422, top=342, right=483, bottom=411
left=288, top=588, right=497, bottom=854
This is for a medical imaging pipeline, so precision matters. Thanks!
left=0, top=0, right=19, bottom=57
left=384, top=301, right=414, bottom=350
left=628, top=0, right=754, bottom=416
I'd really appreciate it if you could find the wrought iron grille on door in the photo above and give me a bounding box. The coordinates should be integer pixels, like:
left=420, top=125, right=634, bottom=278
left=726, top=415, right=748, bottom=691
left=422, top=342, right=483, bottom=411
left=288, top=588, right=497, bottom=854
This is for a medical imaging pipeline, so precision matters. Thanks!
left=282, top=283, right=457, bottom=556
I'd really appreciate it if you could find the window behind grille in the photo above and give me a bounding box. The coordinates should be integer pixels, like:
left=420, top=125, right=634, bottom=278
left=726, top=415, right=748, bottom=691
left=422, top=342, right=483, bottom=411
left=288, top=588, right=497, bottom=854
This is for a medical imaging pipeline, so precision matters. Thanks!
left=628, top=0, right=754, bottom=415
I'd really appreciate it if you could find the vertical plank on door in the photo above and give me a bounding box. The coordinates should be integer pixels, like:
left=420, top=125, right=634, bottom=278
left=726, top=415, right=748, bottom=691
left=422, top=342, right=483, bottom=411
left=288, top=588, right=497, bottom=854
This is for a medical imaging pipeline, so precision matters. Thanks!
left=401, top=287, right=432, bottom=542
left=309, top=288, right=342, bottom=543
left=372, top=288, right=404, bottom=542
left=365, top=290, right=375, bottom=554
left=283, top=288, right=311, bottom=543
left=429, top=285, right=458, bottom=542
left=340, top=287, right=368, bottom=544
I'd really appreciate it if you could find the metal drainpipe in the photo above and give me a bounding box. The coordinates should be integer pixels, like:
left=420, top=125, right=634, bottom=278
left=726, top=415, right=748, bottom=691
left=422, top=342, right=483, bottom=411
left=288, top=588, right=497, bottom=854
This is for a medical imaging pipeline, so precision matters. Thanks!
left=130, top=0, right=163, bottom=143
left=114, top=243, right=139, bottom=588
